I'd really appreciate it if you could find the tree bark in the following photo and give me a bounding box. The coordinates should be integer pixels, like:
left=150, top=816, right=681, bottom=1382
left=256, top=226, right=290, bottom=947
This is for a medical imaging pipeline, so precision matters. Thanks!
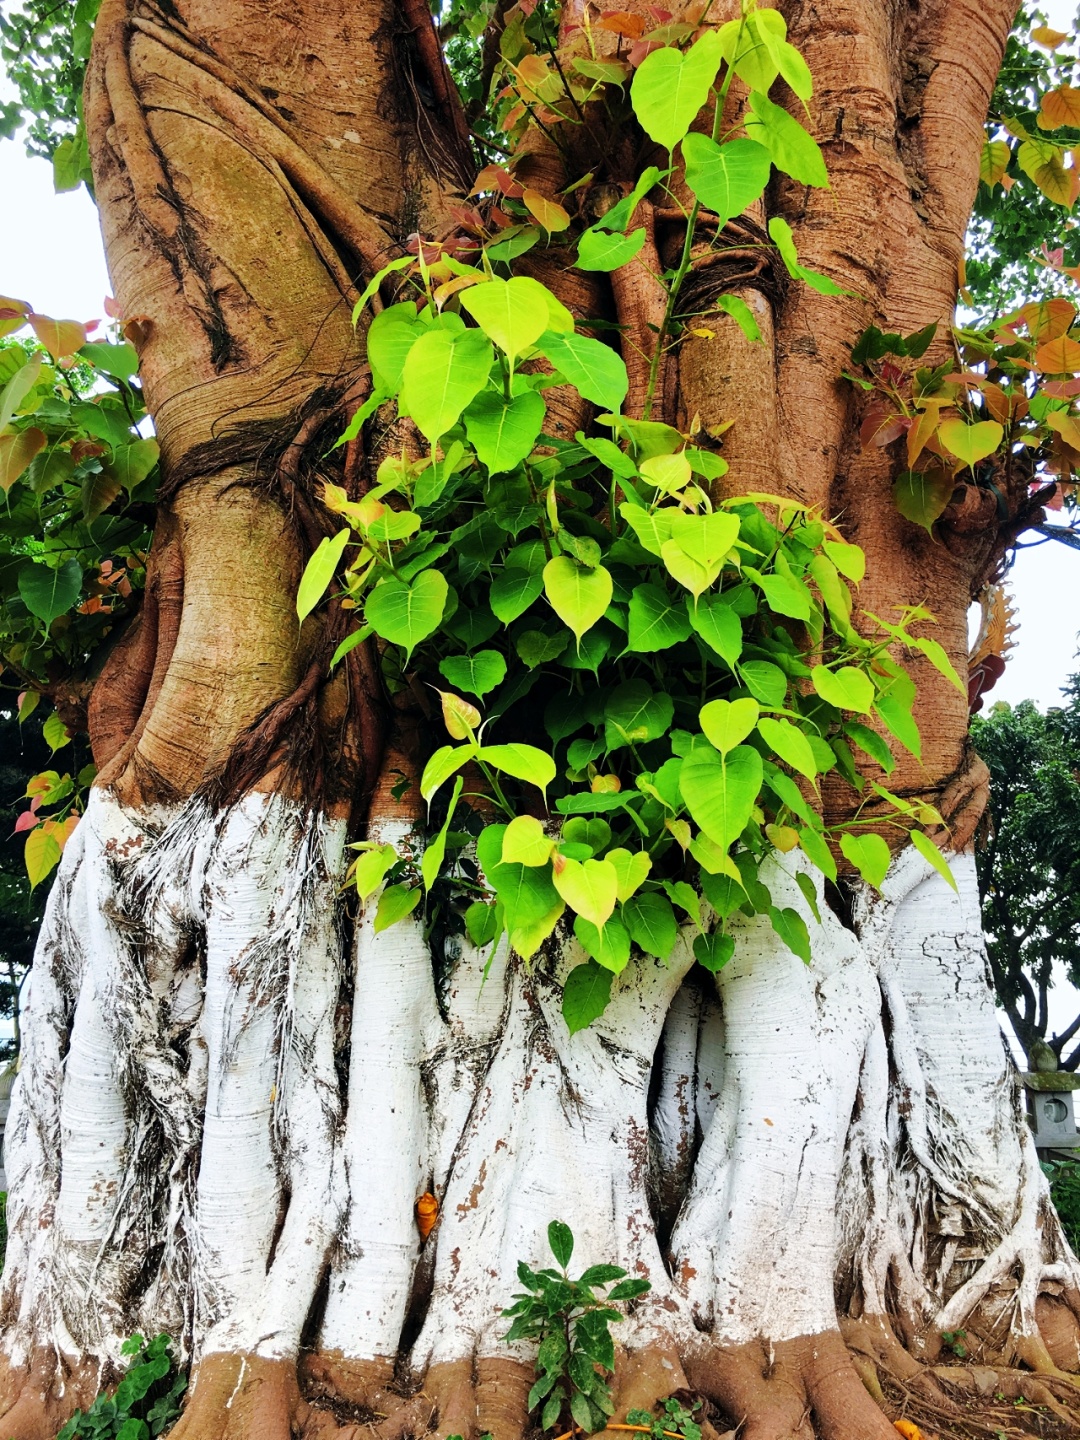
left=6, top=1, right=1079, bottom=1439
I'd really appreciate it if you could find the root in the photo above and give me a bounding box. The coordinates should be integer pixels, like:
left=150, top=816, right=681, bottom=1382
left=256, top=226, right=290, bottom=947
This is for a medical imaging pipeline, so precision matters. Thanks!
left=168, top=1353, right=298, bottom=1440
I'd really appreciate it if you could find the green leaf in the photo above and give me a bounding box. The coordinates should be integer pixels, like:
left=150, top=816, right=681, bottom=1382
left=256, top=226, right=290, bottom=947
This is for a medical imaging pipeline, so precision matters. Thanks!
left=937, top=417, right=1003, bottom=468
left=353, top=842, right=398, bottom=902
left=797, top=826, right=836, bottom=881
left=767, top=215, right=848, bottom=294
left=622, top=891, right=678, bottom=959
left=912, top=636, right=966, bottom=694
left=365, top=569, right=449, bottom=661
left=502, top=814, right=554, bottom=866
left=604, top=680, right=674, bottom=749
left=844, top=722, right=895, bottom=775
left=823, top=539, right=865, bottom=582
left=715, top=293, right=763, bottom=342
left=694, top=931, right=735, bottom=972
left=420, top=743, right=473, bottom=803
left=24, top=824, right=60, bottom=890
left=553, top=857, right=618, bottom=929
left=594, top=167, right=663, bottom=232
left=543, top=556, right=613, bottom=641
left=746, top=92, right=828, bottom=185
left=577, top=227, right=647, bottom=271
left=110, top=439, right=160, bottom=491
left=366, top=303, right=425, bottom=390
left=402, top=327, right=494, bottom=442
left=795, top=870, right=822, bottom=925
left=810, top=664, right=875, bottom=715
left=688, top=594, right=743, bottom=666
left=477, top=742, right=557, bottom=795
left=562, top=960, right=614, bottom=1034
left=716, top=8, right=785, bottom=91
left=491, top=568, right=544, bottom=623
left=297, top=527, right=350, bottom=623
left=536, top=331, right=629, bottom=412
left=627, top=584, right=692, bottom=652
left=464, top=387, right=545, bottom=473
left=18, top=559, right=82, bottom=623
left=700, top=697, right=759, bottom=753
left=548, top=1219, right=575, bottom=1268
left=757, top=716, right=817, bottom=781
left=893, top=469, right=955, bottom=532
left=769, top=904, right=812, bottom=964
left=466, top=900, right=500, bottom=947
left=910, top=829, right=958, bottom=892
left=679, top=744, right=763, bottom=849
left=682, top=135, right=772, bottom=222
left=42, top=711, right=70, bottom=752
left=605, top=848, right=651, bottom=902
left=739, top=660, right=787, bottom=707
left=749, top=569, right=813, bottom=620
left=422, top=777, right=464, bottom=890
left=0, top=355, right=42, bottom=433
left=839, top=831, right=891, bottom=888
left=563, top=817, right=612, bottom=853
left=574, top=914, right=631, bottom=972
left=439, top=650, right=507, bottom=697
left=374, top=883, right=422, bottom=933
left=874, top=695, right=921, bottom=759
left=460, top=276, right=553, bottom=361
left=78, top=340, right=140, bottom=380
left=630, top=31, right=723, bottom=150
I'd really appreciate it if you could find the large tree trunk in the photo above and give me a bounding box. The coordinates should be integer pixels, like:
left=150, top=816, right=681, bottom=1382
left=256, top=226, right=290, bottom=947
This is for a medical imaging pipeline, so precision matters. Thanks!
left=5, top=1, right=1079, bottom=1438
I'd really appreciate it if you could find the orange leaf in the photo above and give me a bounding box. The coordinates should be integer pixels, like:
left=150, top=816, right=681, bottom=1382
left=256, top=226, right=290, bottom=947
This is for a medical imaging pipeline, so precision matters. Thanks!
left=906, top=405, right=942, bottom=467
left=0, top=427, right=46, bottom=492
left=522, top=188, right=571, bottom=232
left=1040, top=85, right=1080, bottom=130
left=893, top=1422, right=924, bottom=1440
left=1034, top=332, right=1080, bottom=372
left=1021, top=296, right=1077, bottom=341
left=1033, top=25, right=1068, bottom=47
left=1047, top=410, right=1080, bottom=449
left=595, top=10, right=646, bottom=36
left=28, top=313, right=87, bottom=359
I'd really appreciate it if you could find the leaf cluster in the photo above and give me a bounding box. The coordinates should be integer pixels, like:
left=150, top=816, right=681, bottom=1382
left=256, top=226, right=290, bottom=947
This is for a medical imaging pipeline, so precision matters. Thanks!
left=57, top=1333, right=187, bottom=1440
left=502, top=1220, right=650, bottom=1434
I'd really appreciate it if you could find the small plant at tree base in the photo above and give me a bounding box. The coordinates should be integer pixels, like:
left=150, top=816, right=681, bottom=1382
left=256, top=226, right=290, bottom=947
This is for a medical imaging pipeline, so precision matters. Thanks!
left=626, top=1396, right=703, bottom=1440
left=57, top=1333, right=187, bottom=1440
left=502, top=1221, right=650, bottom=1434
left=941, top=1328, right=968, bottom=1359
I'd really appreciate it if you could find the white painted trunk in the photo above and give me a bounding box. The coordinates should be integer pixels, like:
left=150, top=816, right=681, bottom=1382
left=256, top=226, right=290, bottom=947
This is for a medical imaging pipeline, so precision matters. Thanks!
left=1, top=797, right=1073, bottom=1420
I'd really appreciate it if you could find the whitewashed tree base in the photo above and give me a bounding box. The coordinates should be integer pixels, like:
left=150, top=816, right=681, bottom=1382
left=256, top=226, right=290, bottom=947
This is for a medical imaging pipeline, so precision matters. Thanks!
left=0, top=788, right=1076, bottom=1439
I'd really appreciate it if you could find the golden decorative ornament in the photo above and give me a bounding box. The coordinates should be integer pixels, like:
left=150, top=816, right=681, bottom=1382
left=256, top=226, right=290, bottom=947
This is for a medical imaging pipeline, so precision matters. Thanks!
left=415, top=1192, right=439, bottom=1239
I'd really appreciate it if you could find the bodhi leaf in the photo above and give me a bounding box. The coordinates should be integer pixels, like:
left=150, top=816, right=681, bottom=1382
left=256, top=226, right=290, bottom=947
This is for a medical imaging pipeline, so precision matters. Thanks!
left=438, top=650, right=507, bottom=697
left=477, top=743, right=557, bottom=795
left=689, top=594, right=743, bottom=666
left=574, top=914, right=632, bottom=973
left=353, top=843, right=398, bottom=902
left=502, top=815, right=553, bottom=867
left=18, top=559, right=82, bottom=623
left=700, top=697, right=759, bottom=753
left=605, top=848, right=651, bottom=902
left=543, top=556, right=613, bottom=641
left=839, top=832, right=891, bottom=888
left=365, top=569, right=449, bottom=660
left=910, top=829, right=958, bottom=892
left=402, top=327, right=493, bottom=442
left=464, top=387, right=545, bottom=473
left=811, top=664, right=875, bottom=715
left=604, top=681, right=673, bottom=749
left=460, top=276, right=553, bottom=361
left=893, top=469, right=955, bottom=532
left=630, top=31, right=723, bottom=150
left=577, top=227, right=647, bottom=271
left=297, top=527, right=350, bottom=623
left=679, top=744, right=763, bottom=850
left=757, top=716, right=817, bottom=782
left=745, top=91, right=828, bottom=187
left=622, top=891, right=678, bottom=960
left=681, top=135, right=772, bottom=222
left=0, top=427, right=46, bottom=492
left=536, top=331, right=628, bottom=411
left=562, top=961, right=613, bottom=1034
left=374, top=883, right=422, bottom=933
left=627, top=584, right=693, bottom=652
left=552, top=856, right=618, bottom=930
left=770, top=905, right=812, bottom=965
left=936, top=418, right=1003, bottom=468
left=421, top=776, right=464, bottom=890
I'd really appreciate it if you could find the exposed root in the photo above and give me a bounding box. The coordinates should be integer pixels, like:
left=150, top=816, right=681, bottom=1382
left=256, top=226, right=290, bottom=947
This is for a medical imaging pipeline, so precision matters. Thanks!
left=167, top=1352, right=298, bottom=1440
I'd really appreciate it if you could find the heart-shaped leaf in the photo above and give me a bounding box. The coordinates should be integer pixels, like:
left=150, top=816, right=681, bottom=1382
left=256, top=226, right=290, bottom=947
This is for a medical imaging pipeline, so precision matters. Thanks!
left=936, top=418, right=1003, bottom=467
left=460, top=276, right=553, bottom=361
left=811, top=664, right=875, bottom=714
left=464, top=386, right=545, bottom=472
left=682, top=135, right=772, bottom=222
left=438, top=649, right=507, bottom=697
left=536, top=330, right=628, bottom=412
left=839, top=831, right=891, bottom=888
left=630, top=31, right=723, bottom=150
left=365, top=568, right=449, bottom=660
left=605, top=847, right=652, bottom=902
left=577, top=227, right=647, bottom=271
left=562, top=960, right=613, bottom=1034
left=502, top=814, right=554, bottom=867
left=700, top=697, right=759, bottom=753
left=18, top=559, right=82, bottom=623
left=679, top=743, right=763, bottom=850
left=402, top=326, right=493, bottom=442
left=543, top=555, right=613, bottom=640
left=553, top=856, right=618, bottom=930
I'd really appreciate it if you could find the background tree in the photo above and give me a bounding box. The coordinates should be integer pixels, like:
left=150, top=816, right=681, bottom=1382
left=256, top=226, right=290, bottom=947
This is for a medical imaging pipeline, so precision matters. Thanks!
left=5, top=3, right=1080, bottom=1440
left=973, top=682, right=1080, bottom=1068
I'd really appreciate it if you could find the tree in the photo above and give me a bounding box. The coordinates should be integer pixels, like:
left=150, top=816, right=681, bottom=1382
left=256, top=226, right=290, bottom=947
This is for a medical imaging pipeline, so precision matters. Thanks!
left=4, top=1, right=1080, bottom=1438
left=973, top=686, right=1080, bottom=1068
